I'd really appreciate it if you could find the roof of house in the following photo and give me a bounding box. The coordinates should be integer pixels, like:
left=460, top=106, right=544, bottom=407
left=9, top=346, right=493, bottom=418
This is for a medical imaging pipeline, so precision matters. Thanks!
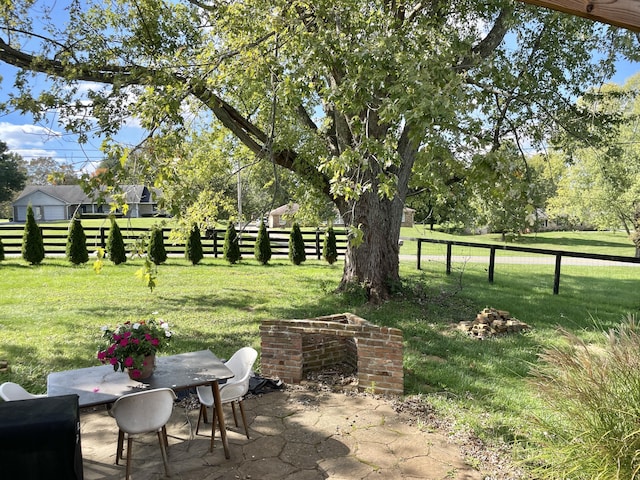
left=14, top=185, right=160, bottom=205
left=269, top=203, right=300, bottom=216
left=14, top=185, right=91, bottom=204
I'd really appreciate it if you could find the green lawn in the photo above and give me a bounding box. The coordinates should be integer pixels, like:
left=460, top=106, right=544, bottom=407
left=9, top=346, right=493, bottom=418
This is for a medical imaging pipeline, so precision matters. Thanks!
left=1, top=226, right=639, bottom=475
left=399, top=227, right=637, bottom=257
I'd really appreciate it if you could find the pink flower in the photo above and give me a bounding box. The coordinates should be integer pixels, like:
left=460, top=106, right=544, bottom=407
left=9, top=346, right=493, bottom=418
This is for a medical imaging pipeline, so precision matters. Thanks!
left=110, top=357, right=118, bottom=366
left=151, top=338, right=159, bottom=346
left=97, top=351, right=106, bottom=361
left=119, top=338, right=129, bottom=347
left=129, top=369, right=141, bottom=378
left=124, top=356, right=134, bottom=367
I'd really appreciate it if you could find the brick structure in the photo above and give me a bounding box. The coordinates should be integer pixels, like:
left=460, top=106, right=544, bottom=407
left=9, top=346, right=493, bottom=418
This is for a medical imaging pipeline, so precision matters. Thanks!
left=260, top=313, right=403, bottom=396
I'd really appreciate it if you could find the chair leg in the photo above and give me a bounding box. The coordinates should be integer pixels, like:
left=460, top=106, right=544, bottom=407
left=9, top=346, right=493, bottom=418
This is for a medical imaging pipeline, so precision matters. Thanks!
left=157, top=430, right=171, bottom=477
left=231, top=401, right=239, bottom=427
left=162, top=425, right=169, bottom=449
left=196, top=403, right=207, bottom=435
left=202, top=402, right=209, bottom=423
left=115, top=429, right=124, bottom=465
left=209, top=403, right=217, bottom=452
left=125, top=436, right=133, bottom=480
left=238, top=400, right=250, bottom=439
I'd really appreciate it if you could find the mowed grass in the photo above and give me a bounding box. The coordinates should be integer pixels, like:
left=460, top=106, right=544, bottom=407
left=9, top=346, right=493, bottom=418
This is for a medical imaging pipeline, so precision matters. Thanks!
left=0, top=257, right=349, bottom=392
left=1, top=227, right=639, bottom=473
left=399, top=226, right=638, bottom=257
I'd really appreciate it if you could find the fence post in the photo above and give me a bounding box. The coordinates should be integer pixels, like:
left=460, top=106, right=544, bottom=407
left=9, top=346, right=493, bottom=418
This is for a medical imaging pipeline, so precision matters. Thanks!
left=553, top=254, right=561, bottom=294
left=315, top=229, right=321, bottom=260
left=417, top=239, right=422, bottom=270
left=100, top=227, right=106, bottom=248
left=446, top=242, right=452, bottom=275
left=488, top=247, right=496, bottom=283
left=213, top=229, right=219, bottom=258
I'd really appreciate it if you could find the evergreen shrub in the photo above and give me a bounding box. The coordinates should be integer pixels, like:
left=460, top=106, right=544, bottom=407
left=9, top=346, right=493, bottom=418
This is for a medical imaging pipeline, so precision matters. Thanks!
left=185, top=223, right=203, bottom=265
left=323, top=226, right=338, bottom=264
left=254, top=221, right=271, bottom=265
left=288, top=222, right=306, bottom=265
left=107, top=218, right=127, bottom=265
left=66, top=217, right=89, bottom=265
left=223, top=221, right=241, bottom=264
left=149, top=226, right=167, bottom=265
left=22, top=204, right=45, bottom=265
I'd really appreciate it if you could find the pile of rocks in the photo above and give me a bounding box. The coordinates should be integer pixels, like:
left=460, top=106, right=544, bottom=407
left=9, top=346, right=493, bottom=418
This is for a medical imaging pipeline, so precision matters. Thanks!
left=457, top=307, right=530, bottom=339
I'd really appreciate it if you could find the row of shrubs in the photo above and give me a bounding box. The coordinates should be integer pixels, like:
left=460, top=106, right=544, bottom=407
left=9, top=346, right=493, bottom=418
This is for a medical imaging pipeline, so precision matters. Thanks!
left=0, top=205, right=340, bottom=267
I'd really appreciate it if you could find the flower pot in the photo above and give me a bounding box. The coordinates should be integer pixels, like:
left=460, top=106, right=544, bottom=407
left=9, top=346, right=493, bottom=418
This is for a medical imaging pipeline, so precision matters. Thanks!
left=127, top=353, right=156, bottom=380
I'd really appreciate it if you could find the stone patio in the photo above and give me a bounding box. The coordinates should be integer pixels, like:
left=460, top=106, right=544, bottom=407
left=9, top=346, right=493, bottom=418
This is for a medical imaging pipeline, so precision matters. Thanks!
left=80, top=386, right=483, bottom=480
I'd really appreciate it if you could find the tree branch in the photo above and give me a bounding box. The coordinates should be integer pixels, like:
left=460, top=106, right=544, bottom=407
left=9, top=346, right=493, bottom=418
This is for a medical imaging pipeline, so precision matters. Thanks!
left=455, top=6, right=514, bottom=73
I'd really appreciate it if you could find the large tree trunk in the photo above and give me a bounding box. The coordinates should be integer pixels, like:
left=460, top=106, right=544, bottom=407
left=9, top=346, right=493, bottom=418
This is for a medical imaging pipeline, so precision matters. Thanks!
left=339, top=190, right=404, bottom=304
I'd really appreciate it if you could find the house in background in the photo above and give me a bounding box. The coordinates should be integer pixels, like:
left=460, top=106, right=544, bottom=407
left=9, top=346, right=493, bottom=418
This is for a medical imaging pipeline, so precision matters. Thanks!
left=268, top=203, right=416, bottom=228
left=11, top=185, right=161, bottom=222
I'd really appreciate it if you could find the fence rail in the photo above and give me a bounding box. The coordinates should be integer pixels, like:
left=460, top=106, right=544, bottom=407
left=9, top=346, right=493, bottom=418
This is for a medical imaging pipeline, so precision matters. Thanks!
left=0, top=225, right=349, bottom=260
left=415, top=238, right=640, bottom=294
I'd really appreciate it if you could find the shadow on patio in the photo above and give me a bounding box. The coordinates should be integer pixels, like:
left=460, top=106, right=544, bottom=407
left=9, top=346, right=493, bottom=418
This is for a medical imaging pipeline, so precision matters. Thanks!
left=80, top=387, right=482, bottom=480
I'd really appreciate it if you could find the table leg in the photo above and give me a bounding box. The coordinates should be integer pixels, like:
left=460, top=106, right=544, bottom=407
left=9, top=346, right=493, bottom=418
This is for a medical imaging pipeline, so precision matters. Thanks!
left=211, top=381, right=230, bottom=458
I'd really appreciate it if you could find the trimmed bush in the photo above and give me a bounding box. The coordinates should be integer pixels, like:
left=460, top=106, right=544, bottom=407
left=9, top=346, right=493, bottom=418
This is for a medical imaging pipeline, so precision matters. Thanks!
left=223, top=222, right=241, bottom=264
left=323, top=226, right=338, bottom=265
left=288, top=222, right=306, bottom=265
left=185, top=223, right=203, bottom=265
left=106, top=218, right=127, bottom=265
left=254, top=221, right=272, bottom=265
left=66, top=217, right=89, bottom=265
left=22, top=204, right=45, bottom=265
left=0, top=236, right=4, bottom=261
left=529, top=314, right=640, bottom=479
left=148, top=226, right=167, bottom=265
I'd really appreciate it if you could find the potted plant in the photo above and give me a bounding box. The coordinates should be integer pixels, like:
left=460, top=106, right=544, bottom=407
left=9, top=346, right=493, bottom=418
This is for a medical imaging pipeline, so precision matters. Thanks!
left=97, top=318, right=173, bottom=379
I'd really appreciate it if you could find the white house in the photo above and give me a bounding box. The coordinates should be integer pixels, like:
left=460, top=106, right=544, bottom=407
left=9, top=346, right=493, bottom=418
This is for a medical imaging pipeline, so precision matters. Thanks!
left=12, top=185, right=161, bottom=222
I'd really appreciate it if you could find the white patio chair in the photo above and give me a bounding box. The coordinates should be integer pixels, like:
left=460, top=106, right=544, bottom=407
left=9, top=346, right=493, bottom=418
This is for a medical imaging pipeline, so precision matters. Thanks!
left=0, top=382, right=46, bottom=401
left=196, top=347, right=258, bottom=440
left=109, top=387, right=176, bottom=480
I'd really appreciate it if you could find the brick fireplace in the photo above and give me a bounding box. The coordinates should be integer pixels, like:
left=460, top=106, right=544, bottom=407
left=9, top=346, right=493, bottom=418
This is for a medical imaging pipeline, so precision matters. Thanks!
left=260, top=313, right=403, bottom=395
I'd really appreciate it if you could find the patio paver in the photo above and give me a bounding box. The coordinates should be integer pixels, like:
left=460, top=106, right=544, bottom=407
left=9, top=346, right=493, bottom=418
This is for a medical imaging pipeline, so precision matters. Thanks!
left=80, top=386, right=483, bottom=480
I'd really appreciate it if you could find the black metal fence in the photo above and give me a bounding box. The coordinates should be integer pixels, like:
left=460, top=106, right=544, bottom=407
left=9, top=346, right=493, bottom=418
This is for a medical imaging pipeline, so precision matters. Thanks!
left=0, top=225, right=349, bottom=260
left=415, top=238, right=640, bottom=294
left=3, top=224, right=639, bottom=296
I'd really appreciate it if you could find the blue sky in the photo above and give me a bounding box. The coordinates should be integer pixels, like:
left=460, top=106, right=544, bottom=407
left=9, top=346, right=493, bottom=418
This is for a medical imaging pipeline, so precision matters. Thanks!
left=0, top=63, right=146, bottom=174
left=0, top=29, right=638, bottom=175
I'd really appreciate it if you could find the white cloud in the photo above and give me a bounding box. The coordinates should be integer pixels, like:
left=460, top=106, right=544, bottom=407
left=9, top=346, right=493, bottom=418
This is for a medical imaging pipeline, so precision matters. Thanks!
left=0, top=122, right=62, bottom=150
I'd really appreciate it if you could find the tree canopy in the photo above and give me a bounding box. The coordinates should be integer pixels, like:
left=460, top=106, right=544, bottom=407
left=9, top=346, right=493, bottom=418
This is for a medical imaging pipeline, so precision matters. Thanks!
left=25, top=157, right=79, bottom=186
left=0, top=141, right=26, bottom=203
left=1, top=0, right=638, bottom=301
left=547, top=74, right=640, bottom=254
